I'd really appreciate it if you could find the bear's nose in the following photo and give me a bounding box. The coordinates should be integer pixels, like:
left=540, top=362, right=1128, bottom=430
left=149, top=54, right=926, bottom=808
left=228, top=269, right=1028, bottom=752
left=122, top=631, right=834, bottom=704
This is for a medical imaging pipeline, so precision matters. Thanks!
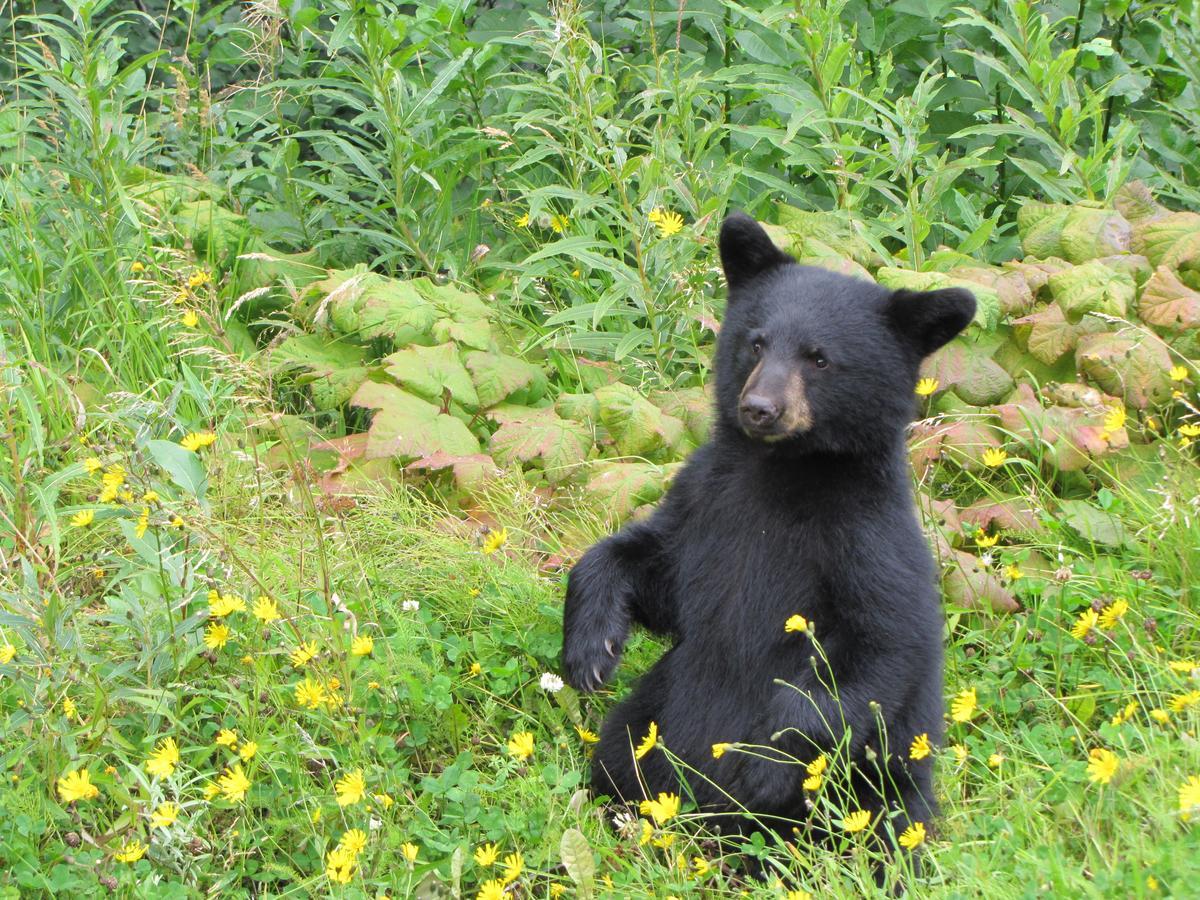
left=739, top=394, right=780, bottom=429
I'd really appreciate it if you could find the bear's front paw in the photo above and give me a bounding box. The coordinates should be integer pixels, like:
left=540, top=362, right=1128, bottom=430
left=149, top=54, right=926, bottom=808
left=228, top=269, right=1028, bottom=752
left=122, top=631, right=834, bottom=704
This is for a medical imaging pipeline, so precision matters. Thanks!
left=562, top=614, right=628, bottom=693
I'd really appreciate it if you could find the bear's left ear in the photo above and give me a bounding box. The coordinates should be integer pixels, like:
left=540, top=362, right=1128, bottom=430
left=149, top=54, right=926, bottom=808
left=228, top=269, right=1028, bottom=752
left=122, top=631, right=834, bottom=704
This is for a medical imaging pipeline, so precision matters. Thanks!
left=719, top=211, right=793, bottom=290
left=886, top=288, right=976, bottom=357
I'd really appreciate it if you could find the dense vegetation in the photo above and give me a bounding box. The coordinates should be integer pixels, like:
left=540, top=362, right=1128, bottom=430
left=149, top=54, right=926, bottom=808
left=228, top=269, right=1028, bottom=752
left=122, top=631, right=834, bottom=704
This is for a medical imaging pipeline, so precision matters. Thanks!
left=1, top=0, right=1198, bottom=896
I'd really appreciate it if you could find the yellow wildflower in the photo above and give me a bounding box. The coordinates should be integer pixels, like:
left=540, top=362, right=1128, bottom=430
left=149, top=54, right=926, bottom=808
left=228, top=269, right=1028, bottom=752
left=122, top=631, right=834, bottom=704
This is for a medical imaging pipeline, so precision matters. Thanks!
left=289, top=640, right=319, bottom=668
left=482, top=527, right=508, bottom=555
left=500, top=850, right=522, bottom=883
left=338, top=828, right=368, bottom=857
left=1110, top=700, right=1139, bottom=726
left=188, top=269, right=211, bottom=288
left=635, top=721, right=658, bottom=759
left=1098, top=599, right=1129, bottom=630
left=784, top=614, right=810, bottom=633
left=145, top=737, right=180, bottom=779
left=71, top=509, right=96, bottom=528
left=239, top=741, right=258, bottom=762
left=477, top=880, right=506, bottom=900
left=373, top=792, right=394, bottom=809
left=915, top=377, right=939, bottom=396
left=653, top=209, right=685, bottom=238
left=975, top=529, right=999, bottom=548
left=1169, top=690, right=1200, bottom=712
left=841, top=810, right=872, bottom=833
left=1168, top=659, right=1198, bottom=674
left=514, top=212, right=530, bottom=228
left=83, top=457, right=103, bottom=474
left=1180, top=775, right=1200, bottom=821
left=982, top=447, right=1008, bottom=467
left=1005, top=564, right=1022, bottom=581
left=898, top=821, right=926, bottom=850
left=209, top=591, right=246, bottom=618
left=577, top=726, right=600, bottom=744
left=909, top=733, right=932, bottom=760
left=507, top=731, right=534, bottom=761
left=62, top=697, right=78, bottom=721
left=549, top=214, right=569, bottom=233
left=202, top=781, right=220, bottom=801
left=950, top=687, right=978, bottom=723
left=335, top=769, right=367, bottom=806
left=1169, top=365, right=1189, bottom=382
left=1086, top=748, right=1119, bottom=785
left=150, top=801, right=179, bottom=829
left=639, top=791, right=681, bottom=825
left=474, top=842, right=500, bottom=867
left=711, top=742, right=731, bottom=759
left=114, top=839, right=148, bottom=863
left=135, top=506, right=149, bottom=538
left=142, top=490, right=159, bottom=504
left=181, top=309, right=199, bottom=328
left=295, top=677, right=328, bottom=709
left=988, top=752, right=1004, bottom=768
left=180, top=431, right=216, bottom=452
left=1071, top=608, right=1099, bottom=640
left=0, top=644, right=15, bottom=664
left=807, top=754, right=828, bottom=777
left=1150, top=708, right=1171, bottom=724
left=205, top=624, right=230, bottom=652
left=1103, top=405, right=1126, bottom=433
left=402, top=842, right=420, bottom=864
left=215, top=729, right=238, bottom=749
left=252, top=595, right=281, bottom=623
left=351, top=634, right=374, bottom=656
left=326, top=845, right=356, bottom=884
left=691, top=855, right=710, bottom=876
left=951, top=743, right=969, bottom=763
left=803, top=772, right=822, bottom=791
left=218, top=764, right=251, bottom=802
left=56, top=768, right=100, bottom=803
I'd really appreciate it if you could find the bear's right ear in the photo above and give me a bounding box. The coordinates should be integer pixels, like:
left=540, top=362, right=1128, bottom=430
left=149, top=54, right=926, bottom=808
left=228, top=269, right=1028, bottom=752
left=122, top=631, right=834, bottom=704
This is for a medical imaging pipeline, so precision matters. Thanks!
left=887, top=287, right=977, bottom=358
left=719, top=212, right=792, bottom=290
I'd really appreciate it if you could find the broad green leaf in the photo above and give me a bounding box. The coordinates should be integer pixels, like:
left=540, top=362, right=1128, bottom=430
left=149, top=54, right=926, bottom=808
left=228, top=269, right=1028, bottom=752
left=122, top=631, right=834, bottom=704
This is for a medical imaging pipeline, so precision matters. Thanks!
left=1076, top=331, right=1175, bottom=409
left=413, top=277, right=493, bottom=350
left=594, top=383, right=676, bottom=458
left=1139, top=265, right=1200, bottom=331
left=146, top=439, right=208, bottom=500
left=266, top=334, right=369, bottom=409
left=350, top=382, right=480, bottom=462
left=324, top=267, right=437, bottom=345
left=1046, top=260, right=1134, bottom=323
left=1058, top=499, right=1128, bottom=547
left=581, top=461, right=672, bottom=519
left=488, top=406, right=591, bottom=483
left=560, top=828, right=595, bottom=895
left=382, top=343, right=479, bottom=413
left=463, top=350, right=548, bottom=408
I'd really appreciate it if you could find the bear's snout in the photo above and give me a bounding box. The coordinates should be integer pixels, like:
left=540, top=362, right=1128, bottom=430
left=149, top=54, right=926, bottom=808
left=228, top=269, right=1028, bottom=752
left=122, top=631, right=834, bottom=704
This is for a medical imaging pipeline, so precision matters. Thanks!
left=738, top=360, right=812, bottom=440
left=739, top=393, right=781, bottom=430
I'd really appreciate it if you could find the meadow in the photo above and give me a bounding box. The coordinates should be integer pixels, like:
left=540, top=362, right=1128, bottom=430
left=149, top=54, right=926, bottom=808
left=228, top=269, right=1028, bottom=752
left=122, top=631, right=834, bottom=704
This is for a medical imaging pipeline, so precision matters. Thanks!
left=1, top=0, right=1198, bottom=897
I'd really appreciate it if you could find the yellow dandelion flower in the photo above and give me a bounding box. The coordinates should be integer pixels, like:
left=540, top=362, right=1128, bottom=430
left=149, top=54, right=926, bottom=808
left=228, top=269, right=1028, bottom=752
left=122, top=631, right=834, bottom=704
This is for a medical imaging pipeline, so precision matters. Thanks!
left=711, top=742, right=731, bottom=759
left=482, top=527, right=508, bottom=555
left=1150, top=708, right=1171, bottom=724
left=1004, top=564, right=1022, bottom=581
left=915, top=377, right=939, bottom=396
left=218, top=764, right=251, bottom=802
left=61, top=696, right=78, bottom=722
left=141, top=490, right=159, bottom=504
left=784, top=614, right=809, bottom=633
left=145, top=737, right=180, bottom=779
left=335, top=769, right=367, bottom=806
left=950, top=687, right=978, bottom=723
left=181, top=309, right=199, bottom=328
left=507, top=730, right=534, bottom=761
left=131, top=261, right=145, bottom=273
left=786, top=892, right=814, bottom=900
left=549, top=214, right=569, bottom=233
left=1071, top=608, right=1099, bottom=640
left=1179, top=423, right=1200, bottom=438
left=239, top=741, right=258, bottom=762
left=1098, top=599, right=1129, bottom=630
left=807, top=754, right=828, bottom=777
left=215, top=729, right=238, bottom=748
left=1170, top=365, right=1190, bottom=382
left=402, top=842, right=420, bottom=864
left=83, top=457, right=103, bottom=474
left=289, top=640, right=319, bottom=668
left=841, top=810, right=872, bottom=833
left=951, top=743, right=969, bottom=763
left=988, top=752, right=1004, bottom=768
left=209, top=592, right=246, bottom=618
left=974, top=529, right=999, bottom=548
left=692, top=855, right=710, bottom=875
left=203, top=623, right=229, bottom=655
left=1180, top=775, right=1200, bottom=821
left=1111, top=700, right=1139, bottom=726
left=909, top=733, right=932, bottom=760
left=515, top=212, right=531, bottom=228
left=639, top=791, right=681, bottom=825
left=368, top=680, right=381, bottom=690
left=1168, top=659, right=1198, bottom=674
left=180, top=431, right=216, bottom=452
left=469, top=661, right=482, bottom=676
left=500, top=850, right=522, bottom=883
left=351, top=634, right=374, bottom=656
left=71, top=509, right=96, bottom=528
left=202, top=781, right=220, bottom=801
left=373, top=792, right=394, bottom=809
left=803, top=773, right=822, bottom=791
left=982, top=447, right=1008, bottom=467
left=170, top=514, right=184, bottom=528
left=474, top=842, right=500, bottom=867
left=150, top=801, right=179, bottom=829
left=188, top=269, right=211, bottom=288
left=550, top=886, right=566, bottom=898
left=134, top=505, right=150, bottom=538
left=56, top=768, right=100, bottom=803
left=338, top=828, right=368, bottom=857
left=1086, top=748, right=1119, bottom=785
left=898, top=821, right=926, bottom=850
left=1169, top=690, right=1200, bottom=712
left=252, top=595, right=281, bottom=623
left=1103, top=405, right=1126, bottom=433
left=295, top=677, right=328, bottom=709
left=0, top=644, right=14, bottom=664
left=477, top=880, right=506, bottom=900
left=634, top=721, right=658, bottom=759
left=114, top=839, right=148, bottom=863
left=654, top=210, right=685, bottom=238
left=326, top=845, right=357, bottom=884
left=577, top=726, right=600, bottom=744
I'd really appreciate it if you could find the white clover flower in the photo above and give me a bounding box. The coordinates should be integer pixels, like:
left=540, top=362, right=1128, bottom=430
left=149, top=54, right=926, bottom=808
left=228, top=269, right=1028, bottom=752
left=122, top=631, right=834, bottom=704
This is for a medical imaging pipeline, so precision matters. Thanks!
left=401, top=600, right=420, bottom=612
left=539, top=672, right=564, bottom=693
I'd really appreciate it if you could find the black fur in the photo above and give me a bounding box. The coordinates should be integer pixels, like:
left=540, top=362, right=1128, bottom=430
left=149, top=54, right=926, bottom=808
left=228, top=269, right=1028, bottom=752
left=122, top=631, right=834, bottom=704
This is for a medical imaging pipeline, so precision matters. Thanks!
left=562, top=213, right=975, bottom=856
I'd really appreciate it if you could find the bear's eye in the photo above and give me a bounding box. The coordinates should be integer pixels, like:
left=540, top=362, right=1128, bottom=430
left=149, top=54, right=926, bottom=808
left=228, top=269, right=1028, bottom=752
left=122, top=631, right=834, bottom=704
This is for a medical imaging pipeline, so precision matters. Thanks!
left=814, top=354, right=829, bottom=369
left=751, top=339, right=764, bottom=356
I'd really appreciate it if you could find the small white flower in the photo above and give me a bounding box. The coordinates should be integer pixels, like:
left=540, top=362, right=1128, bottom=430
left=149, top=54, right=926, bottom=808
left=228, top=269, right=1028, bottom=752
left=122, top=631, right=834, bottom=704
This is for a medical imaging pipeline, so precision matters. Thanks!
left=539, top=672, right=564, bottom=693
left=401, top=600, right=420, bottom=612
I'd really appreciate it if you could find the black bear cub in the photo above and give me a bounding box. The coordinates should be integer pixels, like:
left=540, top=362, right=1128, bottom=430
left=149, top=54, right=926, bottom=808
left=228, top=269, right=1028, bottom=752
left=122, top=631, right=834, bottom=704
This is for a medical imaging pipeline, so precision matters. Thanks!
left=562, top=213, right=975, bottom=854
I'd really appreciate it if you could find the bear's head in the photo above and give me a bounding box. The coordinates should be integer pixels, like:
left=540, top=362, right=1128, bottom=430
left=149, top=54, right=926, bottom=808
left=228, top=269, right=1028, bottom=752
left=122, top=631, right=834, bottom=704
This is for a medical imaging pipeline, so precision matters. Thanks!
left=714, top=212, right=976, bottom=456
